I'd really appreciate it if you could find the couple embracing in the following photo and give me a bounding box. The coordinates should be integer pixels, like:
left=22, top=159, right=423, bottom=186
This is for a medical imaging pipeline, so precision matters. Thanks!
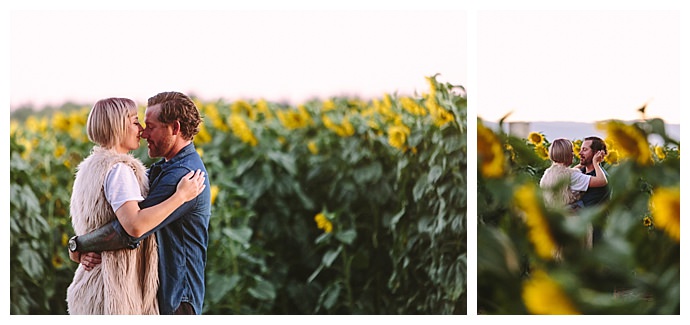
left=65, top=92, right=211, bottom=315
left=539, top=136, right=611, bottom=252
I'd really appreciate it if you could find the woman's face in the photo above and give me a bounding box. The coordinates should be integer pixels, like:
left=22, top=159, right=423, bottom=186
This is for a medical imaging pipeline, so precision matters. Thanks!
left=122, top=110, right=143, bottom=151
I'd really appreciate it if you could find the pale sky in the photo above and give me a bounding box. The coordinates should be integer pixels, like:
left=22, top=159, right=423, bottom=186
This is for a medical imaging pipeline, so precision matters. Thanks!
left=477, top=10, right=681, bottom=124
left=10, top=9, right=467, bottom=109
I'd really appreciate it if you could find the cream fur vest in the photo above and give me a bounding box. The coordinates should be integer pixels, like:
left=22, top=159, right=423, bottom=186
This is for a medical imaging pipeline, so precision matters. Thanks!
left=66, top=147, right=159, bottom=314
left=539, top=163, right=579, bottom=209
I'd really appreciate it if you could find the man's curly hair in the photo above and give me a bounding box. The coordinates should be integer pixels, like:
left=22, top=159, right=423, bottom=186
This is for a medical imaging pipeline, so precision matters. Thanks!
left=148, top=91, right=201, bottom=141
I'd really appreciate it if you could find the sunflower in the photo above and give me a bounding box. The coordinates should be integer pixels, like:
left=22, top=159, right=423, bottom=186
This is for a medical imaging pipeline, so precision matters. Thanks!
left=307, top=140, right=319, bottom=155
left=387, top=124, right=410, bottom=150
left=477, top=122, right=505, bottom=178
left=597, top=121, right=652, bottom=165
left=513, top=183, right=557, bottom=260
left=314, top=212, right=333, bottom=233
left=654, top=145, right=666, bottom=160
left=522, top=269, right=580, bottom=315
left=572, top=139, right=582, bottom=156
left=528, top=132, right=545, bottom=146
left=210, top=185, right=219, bottom=205
left=535, top=144, right=549, bottom=160
left=643, top=216, right=653, bottom=228
left=228, top=114, right=258, bottom=146
left=604, top=149, right=619, bottom=165
left=649, top=186, right=680, bottom=242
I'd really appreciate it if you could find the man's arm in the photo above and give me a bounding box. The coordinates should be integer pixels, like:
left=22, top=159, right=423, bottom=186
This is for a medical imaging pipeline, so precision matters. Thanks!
left=72, top=219, right=140, bottom=253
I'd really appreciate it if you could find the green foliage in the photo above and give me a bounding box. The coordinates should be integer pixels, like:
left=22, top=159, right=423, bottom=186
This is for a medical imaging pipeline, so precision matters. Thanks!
left=9, top=75, right=467, bottom=314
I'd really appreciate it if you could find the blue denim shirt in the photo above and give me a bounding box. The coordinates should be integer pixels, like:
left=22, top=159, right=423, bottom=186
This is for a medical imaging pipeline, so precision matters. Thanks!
left=112, top=142, right=211, bottom=314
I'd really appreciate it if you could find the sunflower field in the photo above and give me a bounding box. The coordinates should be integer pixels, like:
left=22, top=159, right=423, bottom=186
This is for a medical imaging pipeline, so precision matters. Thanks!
left=477, top=116, right=680, bottom=314
left=9, top=75, right=467, bottom=315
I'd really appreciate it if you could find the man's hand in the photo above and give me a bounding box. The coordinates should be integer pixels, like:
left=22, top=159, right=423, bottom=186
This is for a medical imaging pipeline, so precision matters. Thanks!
left=70, top=251, right=102, bottom=271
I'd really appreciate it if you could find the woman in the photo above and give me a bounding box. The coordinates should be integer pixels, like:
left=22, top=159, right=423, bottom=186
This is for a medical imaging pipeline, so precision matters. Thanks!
left=539, top=138, right=606, bottom=253
left=66, top=98, right=205, bottom=314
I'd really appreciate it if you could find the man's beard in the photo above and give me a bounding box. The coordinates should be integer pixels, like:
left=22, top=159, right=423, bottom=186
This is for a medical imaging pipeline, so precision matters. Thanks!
left=580, top=156, right=592, bottom=165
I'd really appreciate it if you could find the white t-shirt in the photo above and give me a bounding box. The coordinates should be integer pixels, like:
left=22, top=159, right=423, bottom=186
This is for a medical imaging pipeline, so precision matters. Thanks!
left=570, top=170, right=591, bottom=192
left=104, top=162, right=145, bottom=213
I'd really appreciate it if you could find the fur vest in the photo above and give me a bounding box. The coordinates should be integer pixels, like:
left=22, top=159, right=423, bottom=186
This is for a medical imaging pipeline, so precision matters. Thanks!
left=539, top=163, right=580, bottom=209
left=66, top=146, right=159, bottom=314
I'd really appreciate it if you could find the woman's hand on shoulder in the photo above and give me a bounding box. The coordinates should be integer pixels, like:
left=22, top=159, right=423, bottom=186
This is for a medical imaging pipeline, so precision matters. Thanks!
left=176, top=169, right=206, bottom=202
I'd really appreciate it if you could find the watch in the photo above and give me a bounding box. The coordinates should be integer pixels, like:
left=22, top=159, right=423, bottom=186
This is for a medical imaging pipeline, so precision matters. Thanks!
left=68, top=235, right=78, bottom=252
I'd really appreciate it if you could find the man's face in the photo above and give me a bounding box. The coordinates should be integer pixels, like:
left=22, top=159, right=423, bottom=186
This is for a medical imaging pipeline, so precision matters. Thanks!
left=579, top=140, right=595, bottom=165
left=141, top=104, right=174, bottom=159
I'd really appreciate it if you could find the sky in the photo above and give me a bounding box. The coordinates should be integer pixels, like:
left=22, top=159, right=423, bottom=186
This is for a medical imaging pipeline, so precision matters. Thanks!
left=8, top=5, right=685, bottom=127
left=9, top=9, right=467, bottom=110
left=477, top=10, right=681, bottom=124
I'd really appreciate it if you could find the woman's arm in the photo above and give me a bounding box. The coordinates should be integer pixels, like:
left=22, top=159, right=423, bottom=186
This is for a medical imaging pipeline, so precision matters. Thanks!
left=588, top=151, right=608, bottom=188
left=117, top=169, right=205, bottom=237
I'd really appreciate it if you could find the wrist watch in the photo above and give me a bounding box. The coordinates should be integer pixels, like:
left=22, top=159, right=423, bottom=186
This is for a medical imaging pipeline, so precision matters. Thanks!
left=68, top=235, right=78, bottom=252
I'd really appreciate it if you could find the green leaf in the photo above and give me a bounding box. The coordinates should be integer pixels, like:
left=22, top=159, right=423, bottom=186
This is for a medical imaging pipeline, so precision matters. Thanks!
left=248, top=278, right=276, bottom=301
left=353, top=161, right=383, bottom=185
left=307, top=264, right=324, bottom=283
left=18, top=244, right=44, bottom=280
left=222, top=226, right=253, bottom=248
left=267, top=151, right=297, bottom=175
left=427, top=165, right=443, bottom=184
left=335, top=229, right=356, bottom=245
left=413, top=174, right=429, bottom=201
left=384, top=206, right=406, bottom=229
left=322, top=283, right=341, bottom=310
left=322, top=246, right=343, bottom=267
left=205, top=273, right=240, bottom=304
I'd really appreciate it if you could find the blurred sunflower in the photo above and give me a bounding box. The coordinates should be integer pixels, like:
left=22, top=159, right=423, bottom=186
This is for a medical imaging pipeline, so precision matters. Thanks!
left=649, top=186, right=680, bottom=242
left=643, top=216, right=653, bottom=228
left=522, top=269, right=580, bottom=315
left=231, top=100, right=256, bottom=121
left=604, top=149, right=619, bottom=165
left=210, top=185, right=219, bottom=205
left=307, top=140, right=319, bottom=155
left=597, top=121, right=652, bottom=165
left=399, top=97, right=427, bottom=116
left=513, top=183, right=557, bottom=260
left=477, top=122, right=505, bottom=178
left=278, top=106, right=312, bottom=130
left=314, top=212, right=333, bottom=233
left=203, top=103, right=229, bottom=132
left=194, top=124, right=212, bottom=145
left=432, top=107, right=455, bottom=127
left=535, top=144, right=549, bottom=160
left=322, top=114, right=355, bottom=137
left=228, top=114, right=258, bottom=146
left=387, top=124, right=410, bottom=150
left=572, top=139, right=582, bottom=156
left=254, top=99, right=274, bottom=120
left=654, top=145, right=666, bottom=160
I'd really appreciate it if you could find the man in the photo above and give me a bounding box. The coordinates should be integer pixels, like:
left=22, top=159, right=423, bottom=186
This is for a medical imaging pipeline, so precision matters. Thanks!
left=576, top=136, right=611, bottom=244
left=68, top=91, right=211, bottom=315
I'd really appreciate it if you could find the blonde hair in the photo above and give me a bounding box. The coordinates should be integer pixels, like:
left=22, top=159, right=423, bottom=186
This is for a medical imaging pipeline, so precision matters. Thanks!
left=86, top=98, right=138, bottom=148
left=548, top=138, right=574, bottom=164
